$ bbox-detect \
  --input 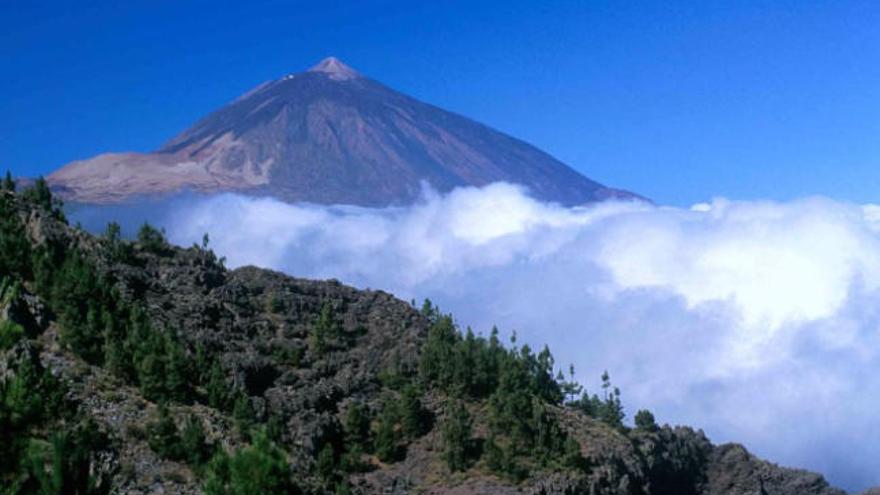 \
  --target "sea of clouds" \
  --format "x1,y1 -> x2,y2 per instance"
72,183 -> 880,491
